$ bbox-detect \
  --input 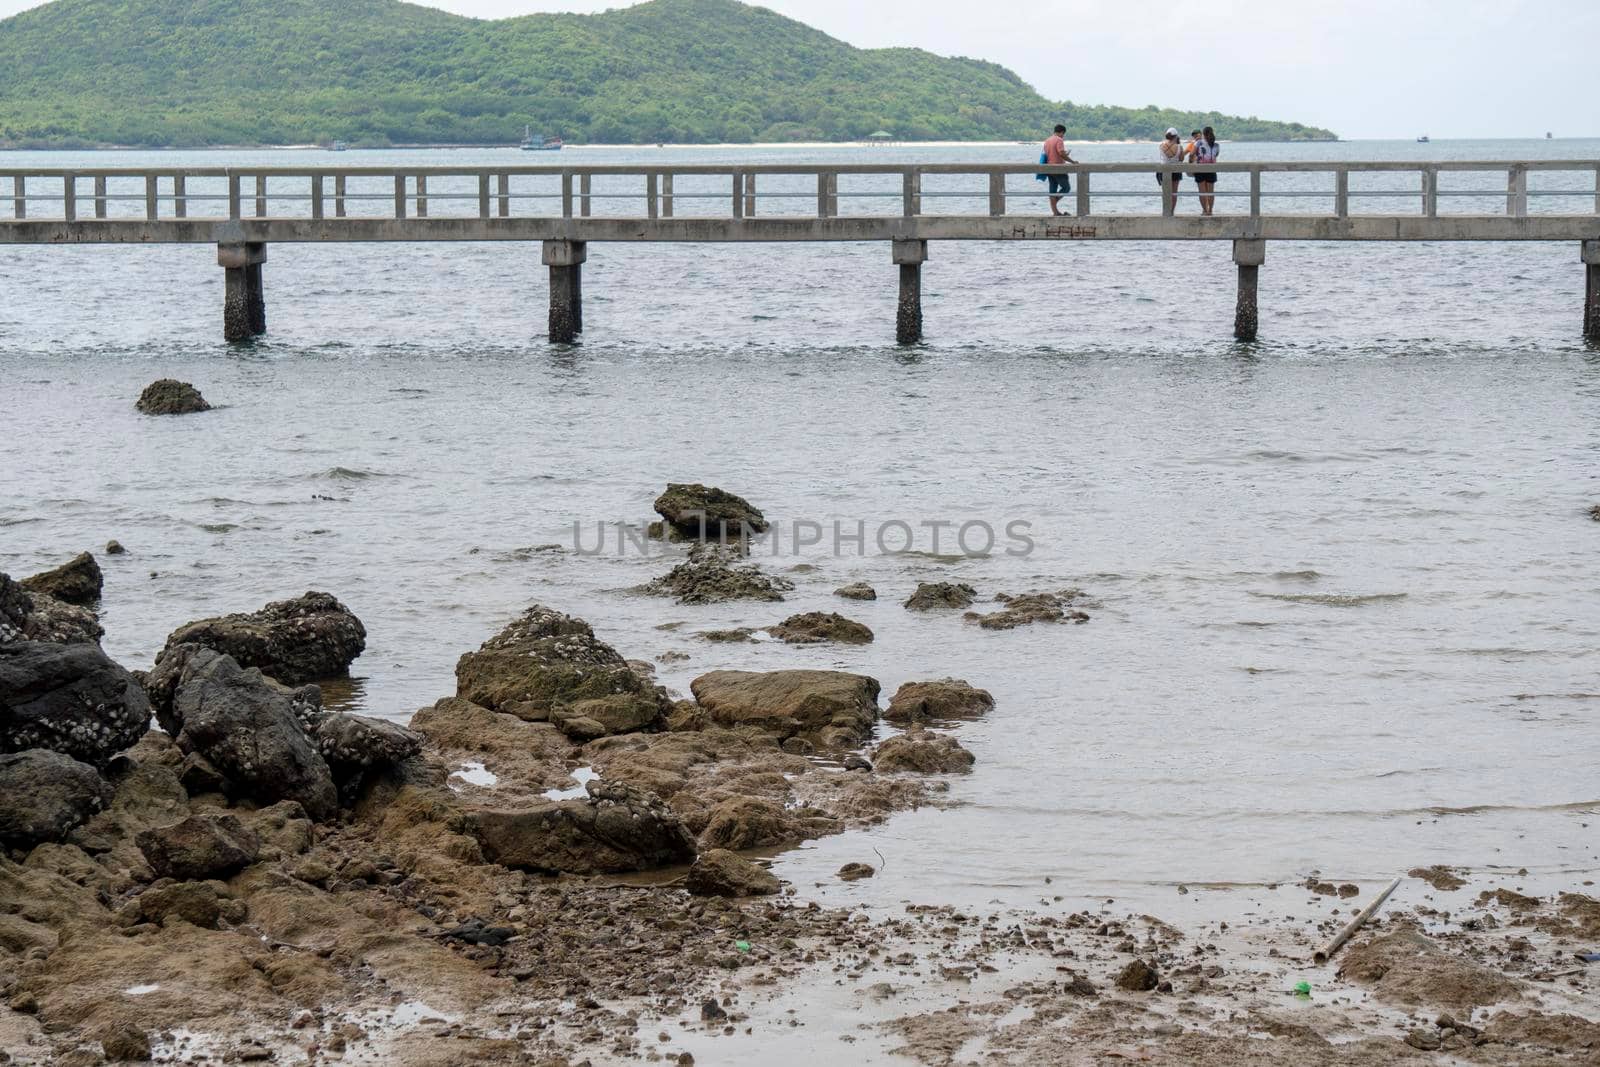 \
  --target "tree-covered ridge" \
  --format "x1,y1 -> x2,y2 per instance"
0,0 -> 1336,147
